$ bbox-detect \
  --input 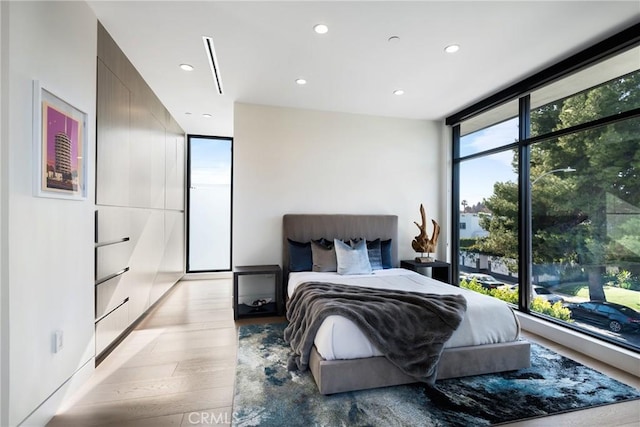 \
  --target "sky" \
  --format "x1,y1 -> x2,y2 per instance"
190,136 -> 232,186
459,118 -> 519,207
